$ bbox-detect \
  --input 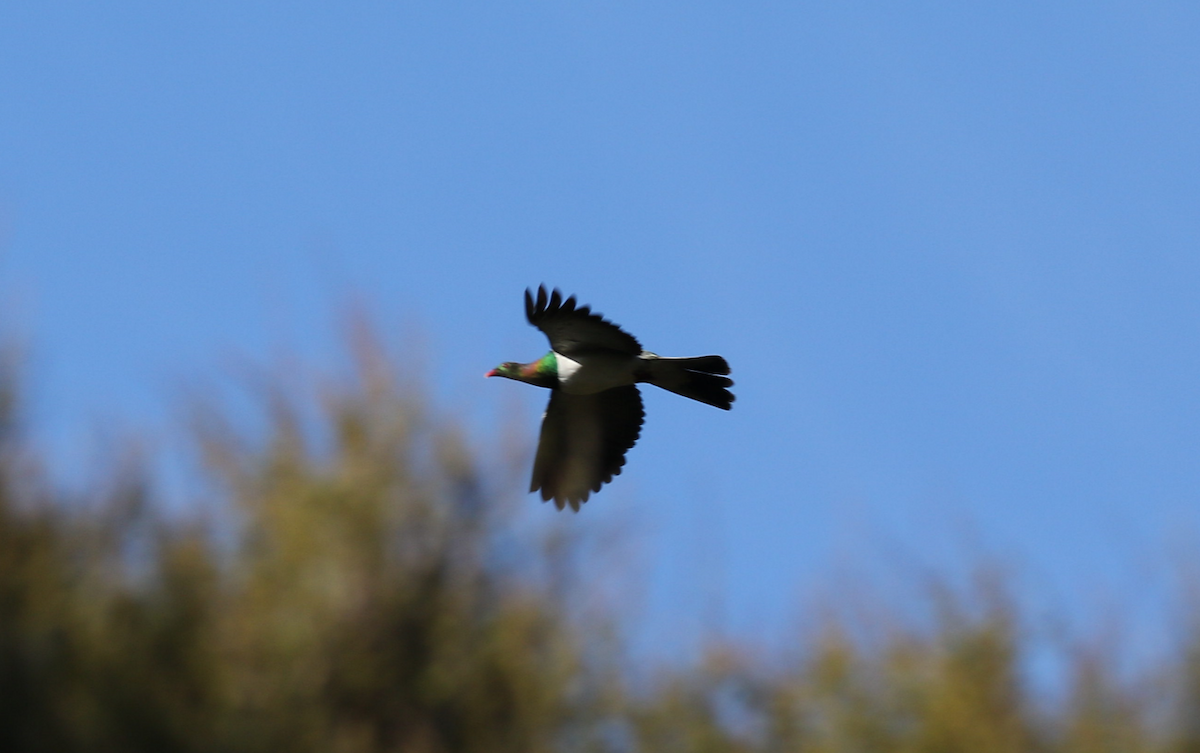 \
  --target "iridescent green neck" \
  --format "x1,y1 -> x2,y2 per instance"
534,351 -> 558,378
512,352 -> 557,387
